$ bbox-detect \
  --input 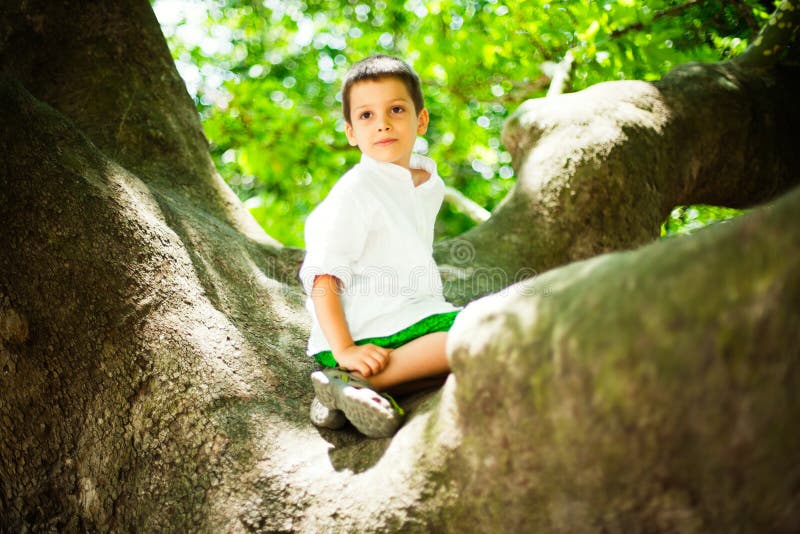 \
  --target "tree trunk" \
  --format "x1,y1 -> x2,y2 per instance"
1,0 -> 798,531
